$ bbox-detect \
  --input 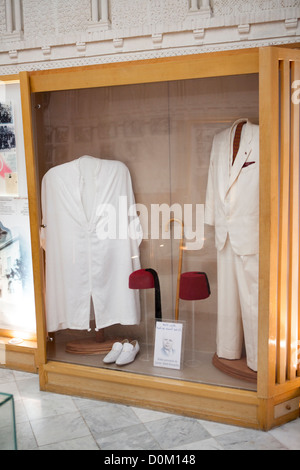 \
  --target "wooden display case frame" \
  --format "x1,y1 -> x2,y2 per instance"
18,46 -> 300,430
